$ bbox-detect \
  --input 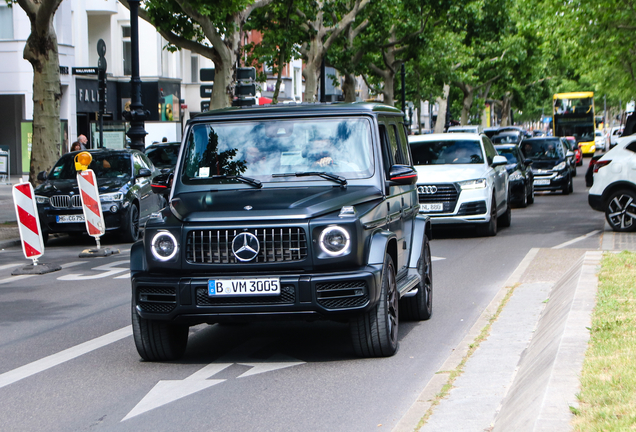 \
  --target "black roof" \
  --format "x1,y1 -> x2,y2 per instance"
191,102 -> 402,122
493,144 -> 518,149
523,136 -> 561,141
